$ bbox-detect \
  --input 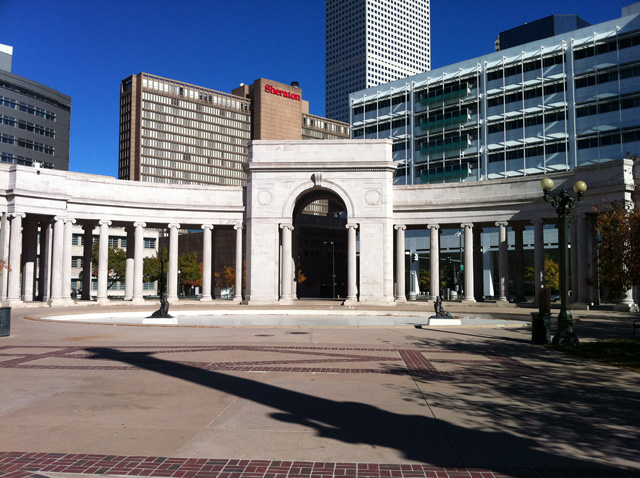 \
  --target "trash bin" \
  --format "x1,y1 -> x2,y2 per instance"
531,311 -> 551,344
0,307 -> 10,337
